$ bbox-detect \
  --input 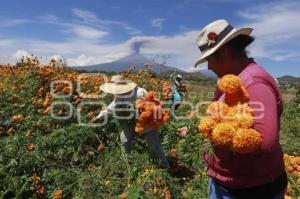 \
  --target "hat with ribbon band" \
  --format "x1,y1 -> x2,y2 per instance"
194,19 -> 253,67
